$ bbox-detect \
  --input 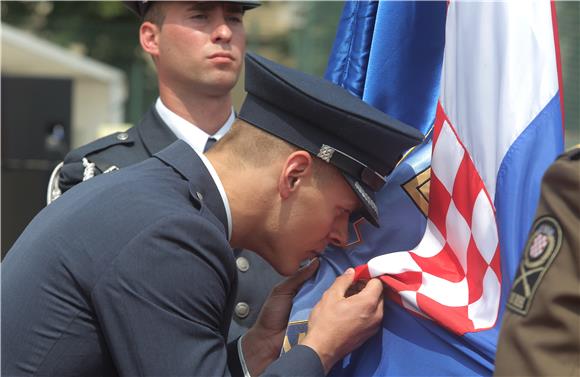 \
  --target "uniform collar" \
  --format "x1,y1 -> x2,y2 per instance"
154,140 -> 231,240
137,105 -> 178,156
196,152 -> 232,240
155,98 -> 235,154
